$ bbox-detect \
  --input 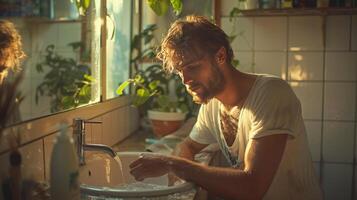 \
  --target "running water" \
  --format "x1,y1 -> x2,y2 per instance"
113,155 -> 126,184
